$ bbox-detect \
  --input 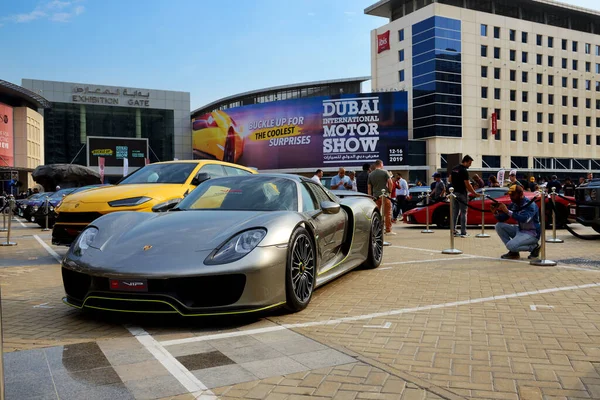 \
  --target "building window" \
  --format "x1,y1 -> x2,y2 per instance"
522,91 -> 528,102
494,26 -> 500,39
548,75 -> 553,86
573,134 -> 578,144
481,128 -> 488,139
481,107 -> 488,119
573,97 -> 578,107
548,56 -> 554,66
548,37 -> 553,48
509,29 -> 516,41
522,51 -> 528,63
522,32 -> 528,43
494,67 -> 501,79
510,90 -> 516,101
597,117 -> 600,127
399,29 -> 404,41
597,45 -> 600,56
537,113 -> 543,123
399,70 -> 405,82
548,94 -> 554,105
481,66 -> 488,77
586,98 -> 591,108
522,71 -> 528,82
586,80 -> 591,91
597,99 -> 600,109
562,77 -> 568,88
573,41 -> 578,52
522,111 -> 528,122
573,78 -> 578,89
510,130 -> 516,141
586,43 -> 591,54
536,74 -> 542,85
596,63 -> 600,74
562,96 -> 568,106
510,110 -> 516,121
573,115 -> 578,126
510,70 -> 516,81
562,114 -> 568,125
586,62 -> 591,72
536,34 -> 542,46
597,81 -> 600,92
562,58 -> 567,69
481,24 -> 487,36
494,47 -> 500,59
537,131 -> 543,142
536,54 -> 542,65
573,60 -> 578,70
510,49 -> 516,61
399,49 -> 404,61
549,114 -> 554,124
549,132 -> 554,143
586,116 -> 591,127
563,133 -> 568,144
495,130 -> 501,140
537,93 -> 543,104
481,45 -> 488,57
597,136 -> 600,146
481,87 -> 488,98
523,131 -> 529,142
494,88 -> 501,100
495,109 -> 501,120
562,39 -> 567,50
